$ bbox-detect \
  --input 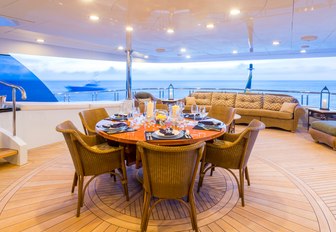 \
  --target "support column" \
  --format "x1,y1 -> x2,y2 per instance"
126,49 -> 133,100
125,29 -> 133,100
